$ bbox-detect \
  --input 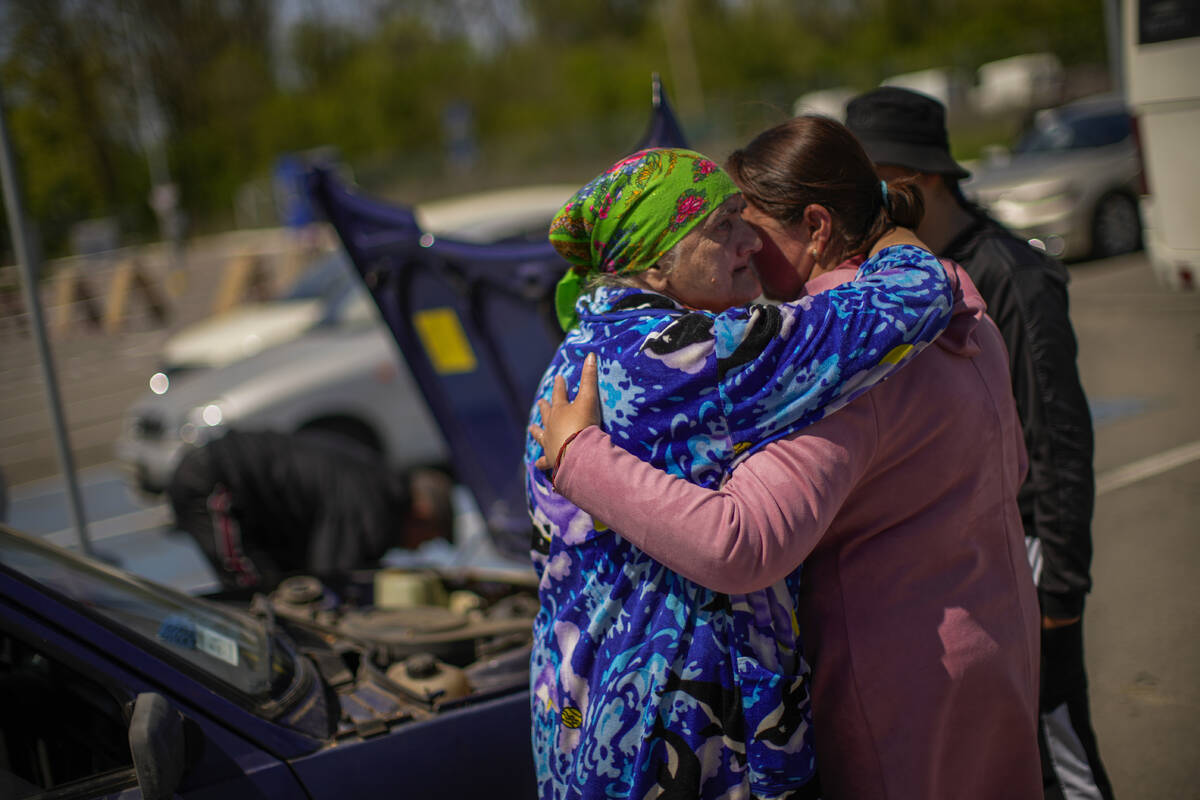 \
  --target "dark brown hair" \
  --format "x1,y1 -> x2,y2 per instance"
725,115 -> 924,263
